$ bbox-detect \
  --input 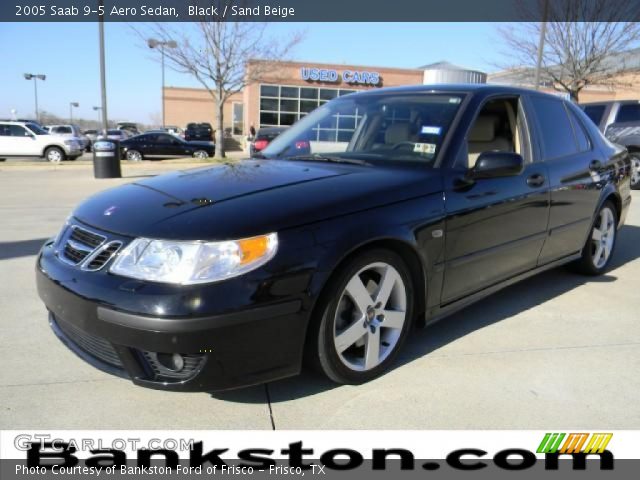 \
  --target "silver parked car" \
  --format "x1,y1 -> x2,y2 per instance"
97,129 -> 130,142
46,125 -> 90,152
